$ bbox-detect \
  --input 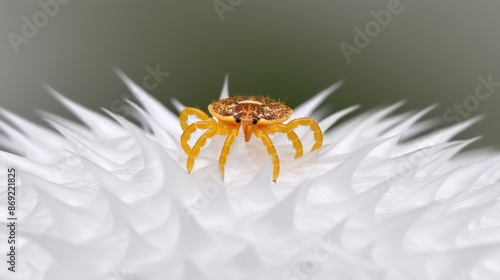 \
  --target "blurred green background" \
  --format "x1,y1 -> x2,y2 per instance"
1,0 -> 499,149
